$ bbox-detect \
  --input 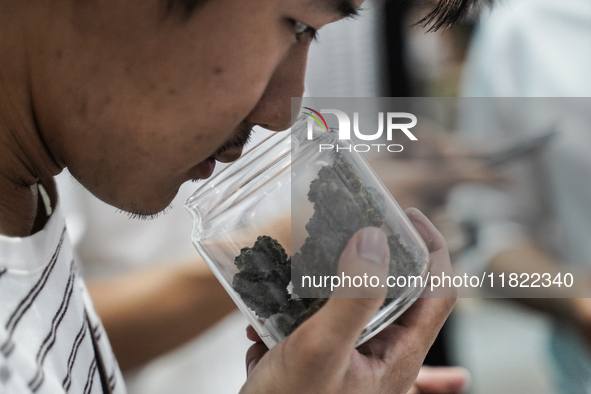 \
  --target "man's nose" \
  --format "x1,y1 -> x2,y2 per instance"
244,45 -> 308,132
